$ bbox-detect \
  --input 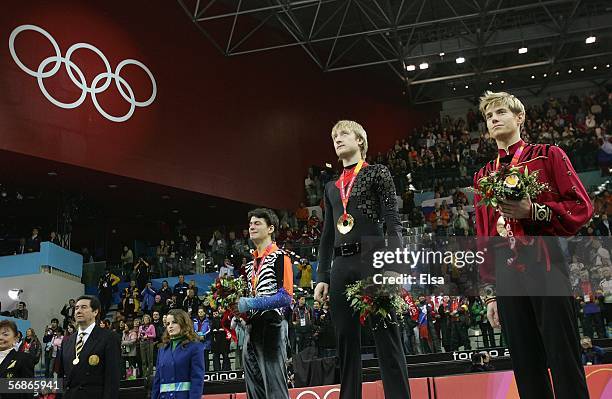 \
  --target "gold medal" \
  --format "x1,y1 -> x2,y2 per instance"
496,215 -> 508,238
72,358 -> 79,365
336,160 -> 365,235
337,214 -> 354,234
88,354 -> 100,366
